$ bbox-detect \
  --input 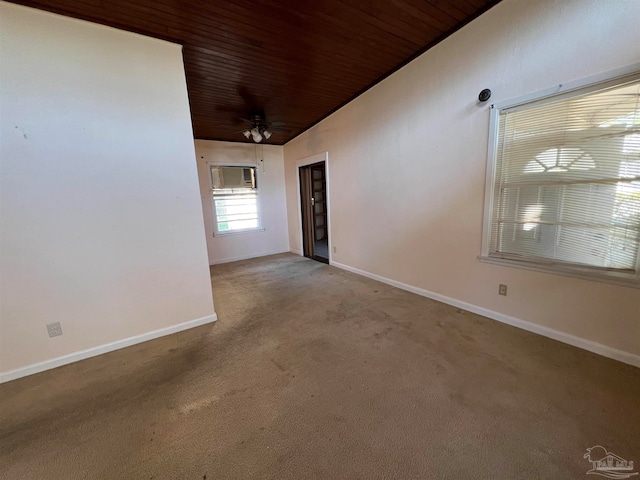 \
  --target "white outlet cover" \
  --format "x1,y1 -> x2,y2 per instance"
47,322 -> 63,338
